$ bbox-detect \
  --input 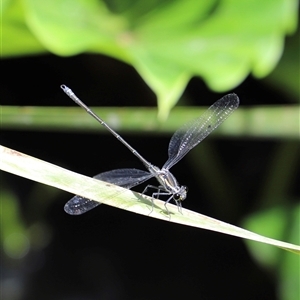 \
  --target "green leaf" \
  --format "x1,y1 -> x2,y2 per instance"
1,145 -> 299,254
2,0 -> 46,56
2,0 -> 298,117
